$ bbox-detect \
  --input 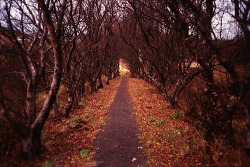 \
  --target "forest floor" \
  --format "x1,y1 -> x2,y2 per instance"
4,73 -> 249,166
23,76 -> 121,166
128,77 -> 207,166
128,77 -> 250,166
32,74 -> 205,167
